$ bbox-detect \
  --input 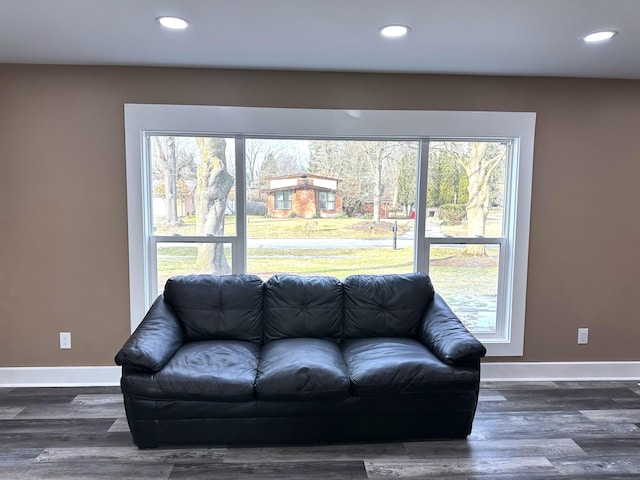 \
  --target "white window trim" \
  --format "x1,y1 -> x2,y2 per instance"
318,191 -> 336,210
275,189 -> 292,210
125,105 -> 535,356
